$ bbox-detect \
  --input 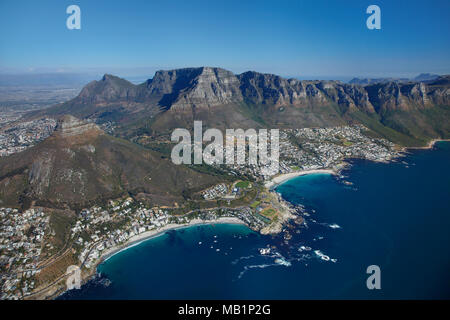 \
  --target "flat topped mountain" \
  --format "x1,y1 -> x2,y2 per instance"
29,67 -> 450,146
74,67 -> 242,109
0,115 -> 221,209
149,67 -> 243,110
